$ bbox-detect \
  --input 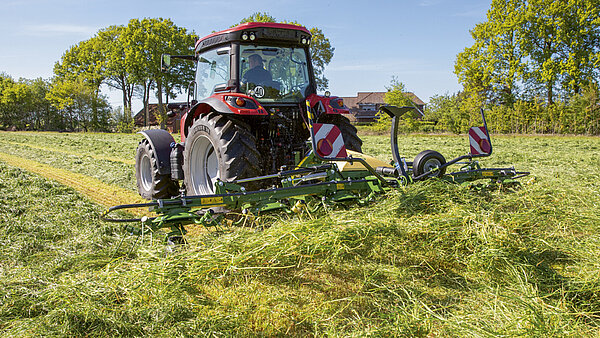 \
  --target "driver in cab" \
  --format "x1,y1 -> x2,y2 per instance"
242,54 -> 272,86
